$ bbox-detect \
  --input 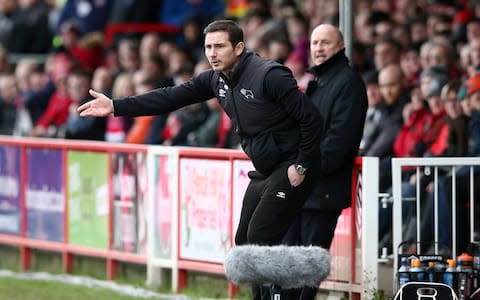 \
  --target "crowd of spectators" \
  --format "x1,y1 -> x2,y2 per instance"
1,0 -> 480,255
